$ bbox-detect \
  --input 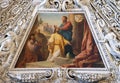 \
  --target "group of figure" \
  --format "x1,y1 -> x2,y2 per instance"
16,16 -> 75,67
44,24 -> 54,34
47,16 -> 75,62
1,15 -> 119,68
16,30 -> 49,68
16,15 -> 101,68
47,16 -> 101,68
